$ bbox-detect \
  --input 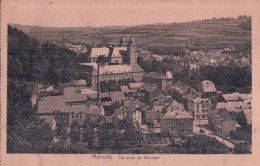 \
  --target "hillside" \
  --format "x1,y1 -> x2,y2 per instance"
11,17 -> 251,50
